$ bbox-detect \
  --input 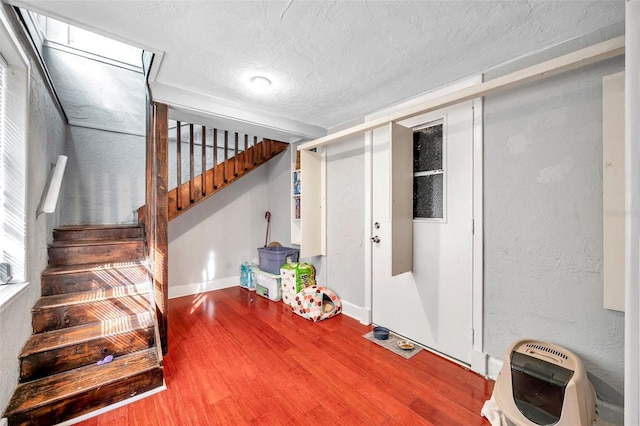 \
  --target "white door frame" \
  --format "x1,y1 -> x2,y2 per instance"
625,0 -> 640,423
363,75 -> 487,375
